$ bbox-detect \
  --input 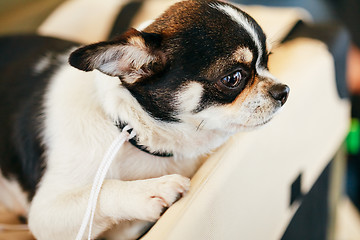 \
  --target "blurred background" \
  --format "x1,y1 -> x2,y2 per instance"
0,0 -> 63,34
